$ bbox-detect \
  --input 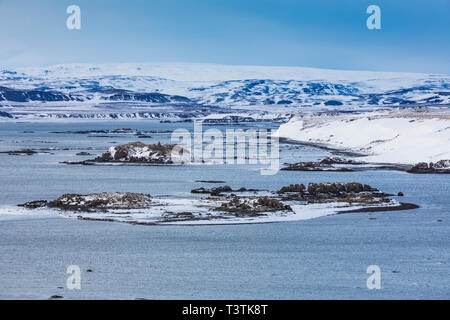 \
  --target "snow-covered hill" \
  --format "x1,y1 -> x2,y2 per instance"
0,63 -> 449,118
277,108 -> 450,164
